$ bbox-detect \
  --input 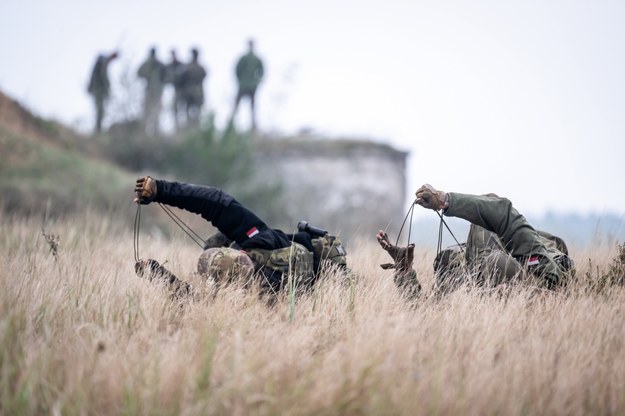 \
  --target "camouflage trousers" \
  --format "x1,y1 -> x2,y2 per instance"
434,224 -> 570,293
434,225 -> 526,294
